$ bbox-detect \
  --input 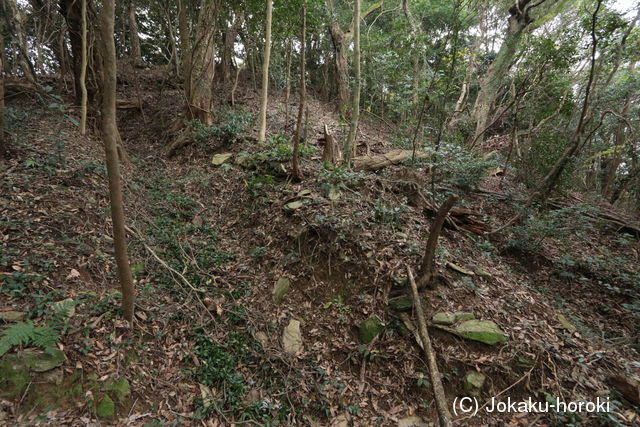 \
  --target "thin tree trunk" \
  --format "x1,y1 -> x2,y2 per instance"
99,0 -> 135,324
284,38 -> 292,131
79,0 -> 88,135
0,23 -> 5,158
258,0 -> 273,141
176,0 -> 190,91
292,2 -> 306,181
417,195 -> 458,289
128,0 -> 142,66
343,0 -> 361,166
